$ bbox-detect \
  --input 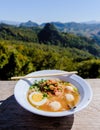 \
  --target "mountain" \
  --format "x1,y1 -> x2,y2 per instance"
18,20 -> 100,41
40,22 -> 66,29
20,20 -> 39,27
38,23 -> 100,57
0,20 -> 20,26
41,22 -> 100,36
38,23 -> 64,45
82,20 -> 100,24
1,20 -> 100,45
